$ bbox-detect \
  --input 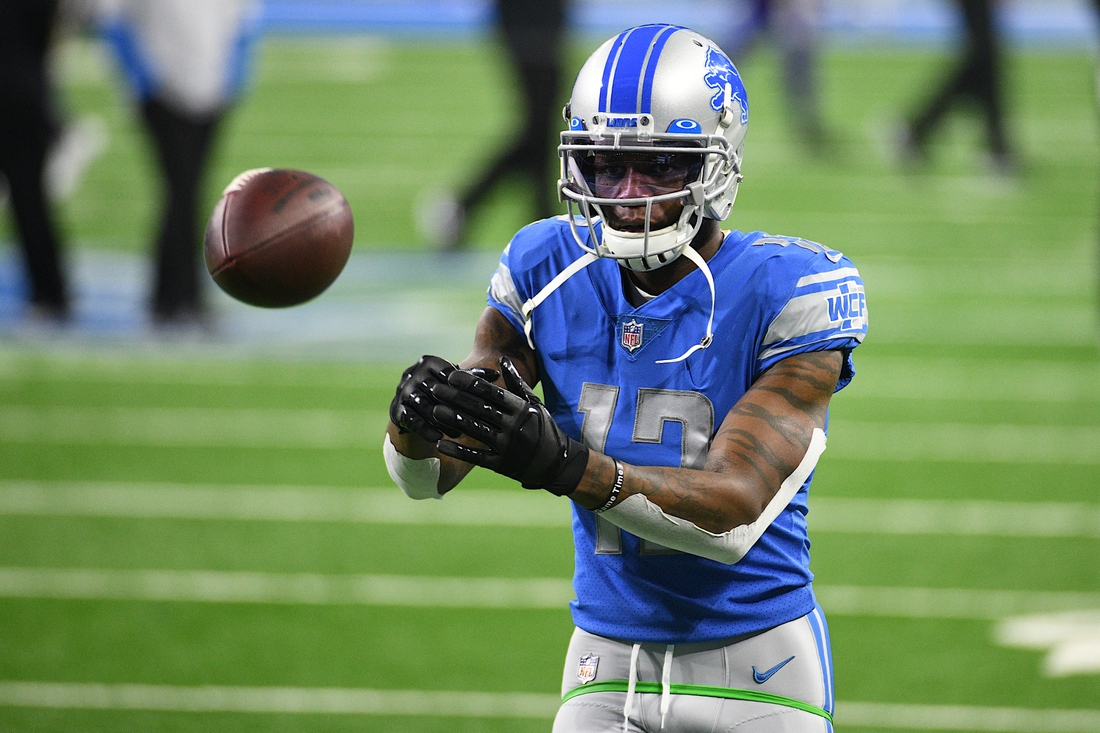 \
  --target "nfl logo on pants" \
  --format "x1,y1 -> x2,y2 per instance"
577,653 -> 599,684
